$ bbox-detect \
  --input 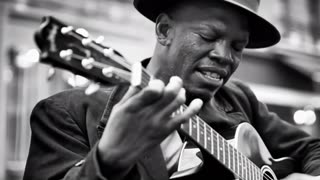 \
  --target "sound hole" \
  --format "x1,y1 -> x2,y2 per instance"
263,171 -> 276,180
